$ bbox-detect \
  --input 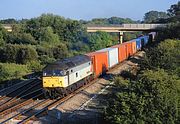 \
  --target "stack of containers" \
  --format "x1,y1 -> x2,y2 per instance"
86,51 -> 108,78
97,47 -> 119,68
111,43 -> 127,62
